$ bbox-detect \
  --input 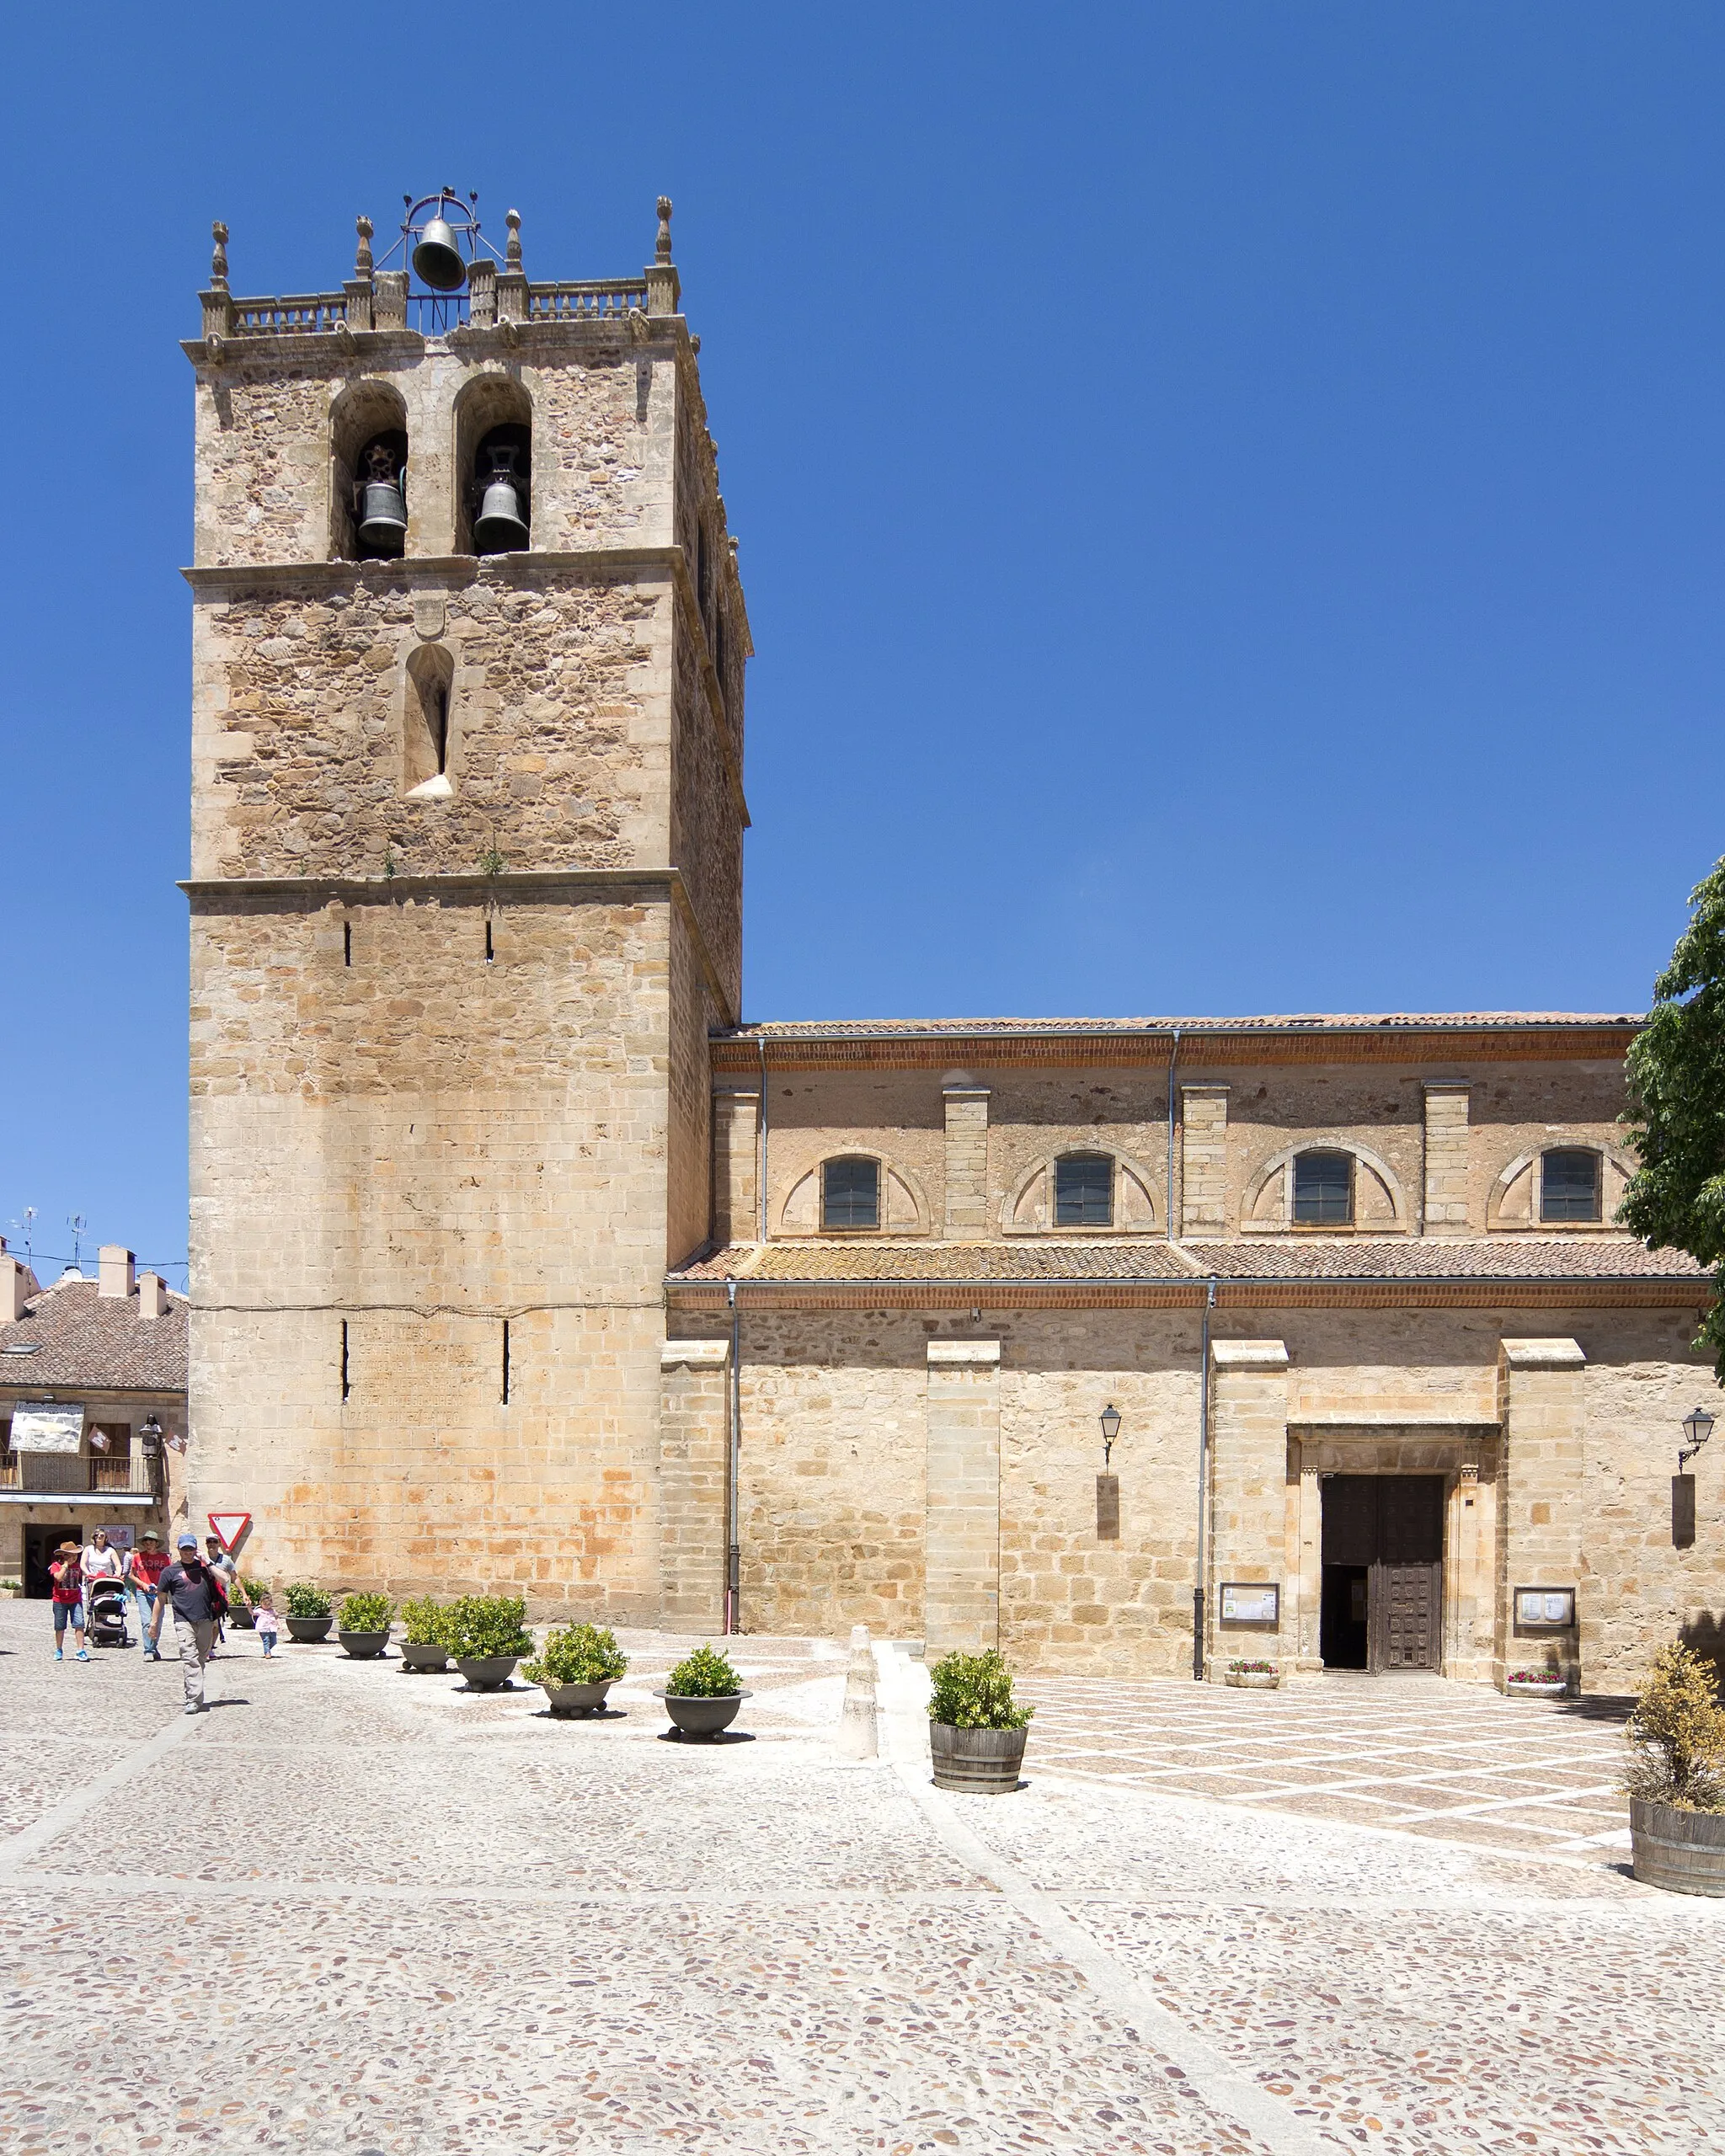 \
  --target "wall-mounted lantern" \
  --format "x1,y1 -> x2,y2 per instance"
1099,1402 -> 1122,1469
1096,1406 -> 1122,1542
1674,1404 -> 1715,1549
